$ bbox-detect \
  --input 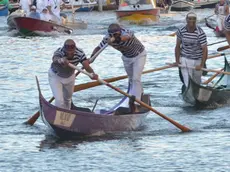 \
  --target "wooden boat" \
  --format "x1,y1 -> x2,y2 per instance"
93,0 -> 119,11
170,0 -> 194,11
63,0 -> 97,12
0,5 -> 8,16
116,0 -> 160,25
193,0 -> 217,9
205,17 -> 225,37
7,9 -> 25,30
36,77 -> 151,139
13,16 -> 87,36
181,58 -> 230,109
